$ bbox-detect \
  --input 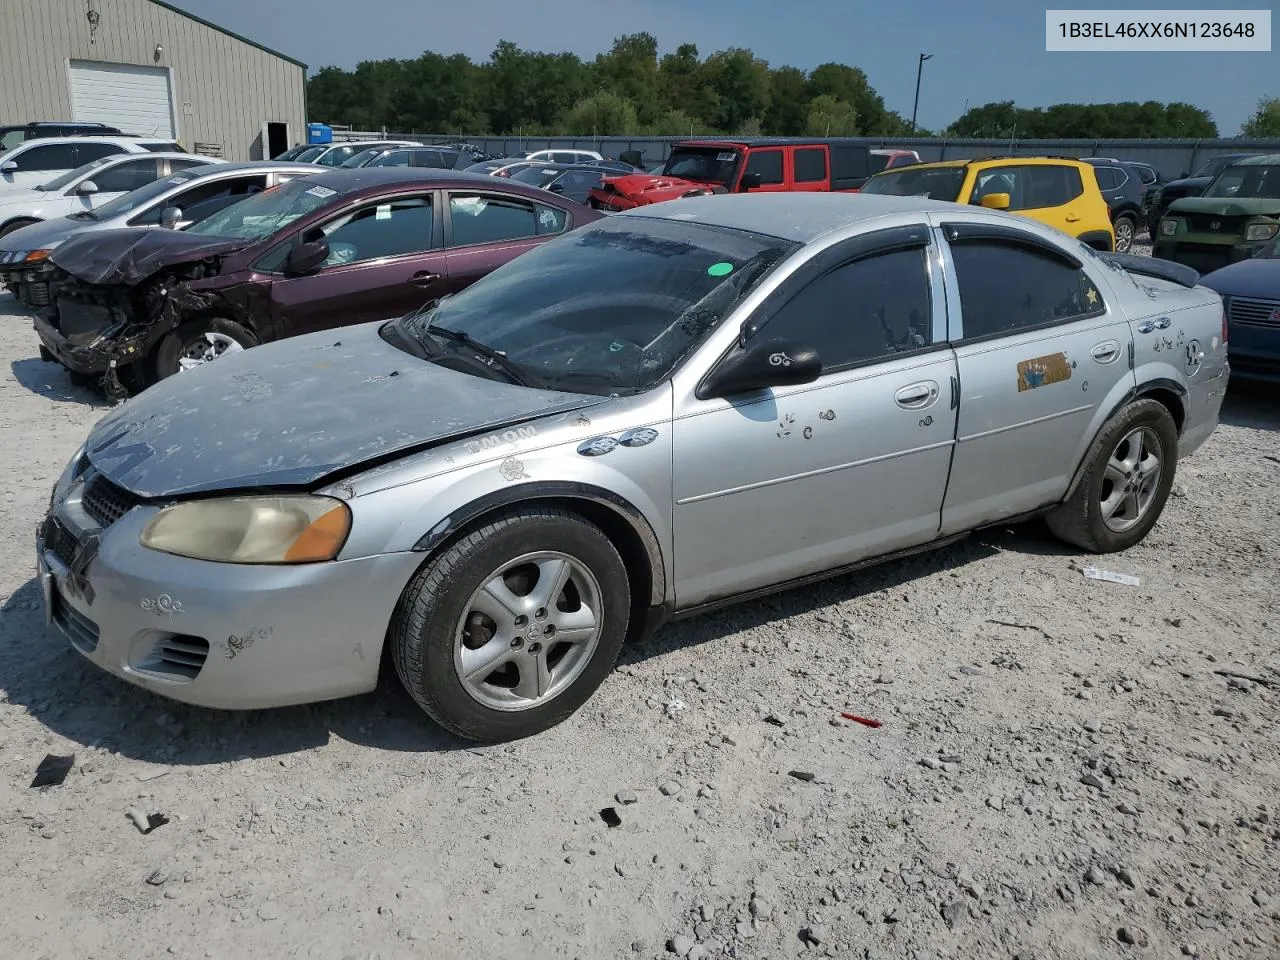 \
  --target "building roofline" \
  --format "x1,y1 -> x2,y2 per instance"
149,0 -> 308,70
